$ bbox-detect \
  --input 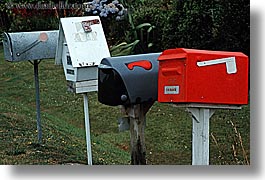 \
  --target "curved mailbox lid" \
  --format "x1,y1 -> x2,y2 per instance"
98,53 -> 161,105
